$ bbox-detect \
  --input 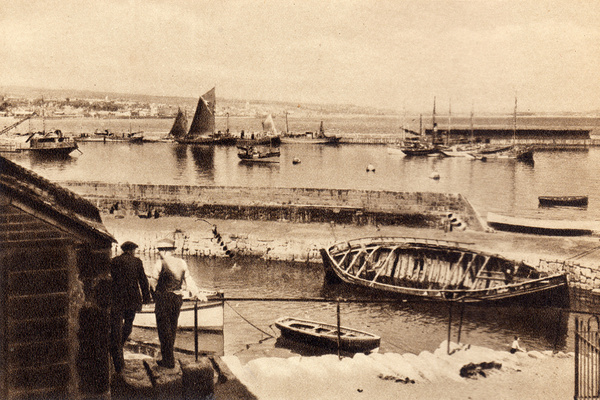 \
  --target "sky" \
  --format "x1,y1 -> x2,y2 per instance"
1,0 -> 599,114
